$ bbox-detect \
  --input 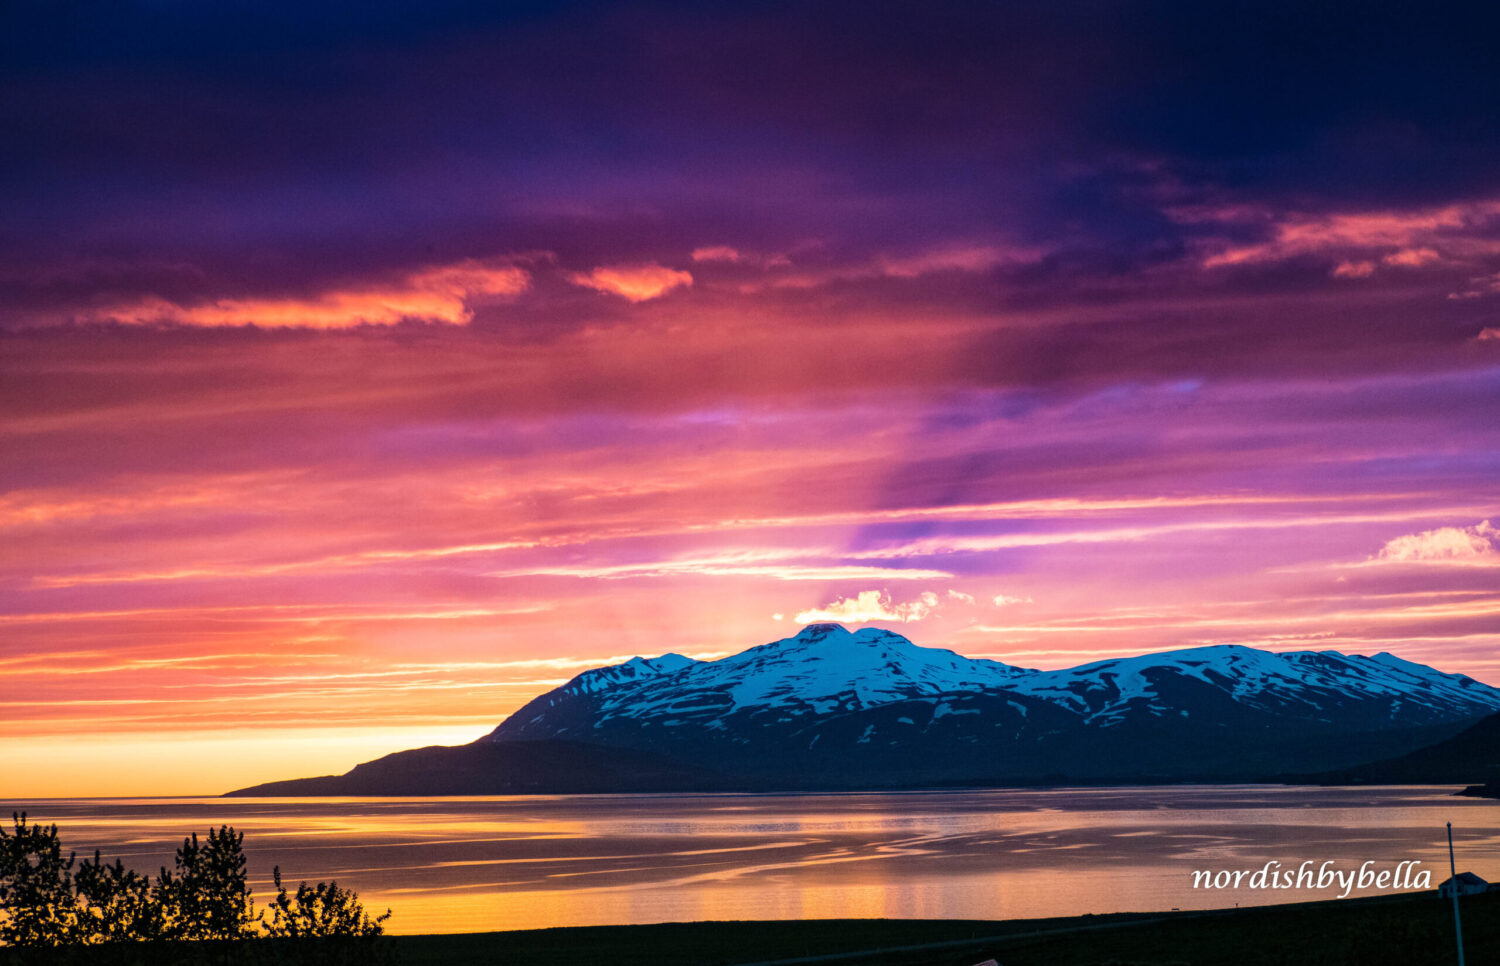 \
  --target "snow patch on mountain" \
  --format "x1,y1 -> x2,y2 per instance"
560,652 -> 698,696
492,624 -> 1500,744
